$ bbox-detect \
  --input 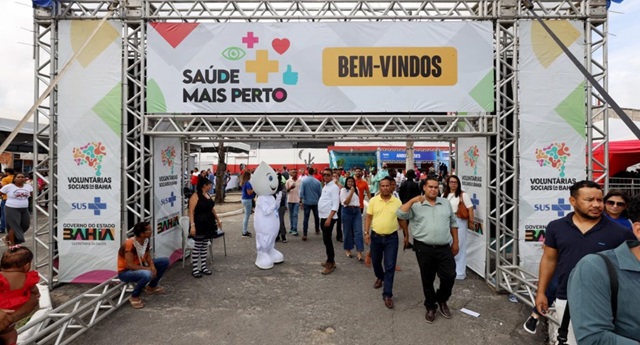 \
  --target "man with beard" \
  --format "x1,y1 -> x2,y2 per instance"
535,180 -> 634,344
